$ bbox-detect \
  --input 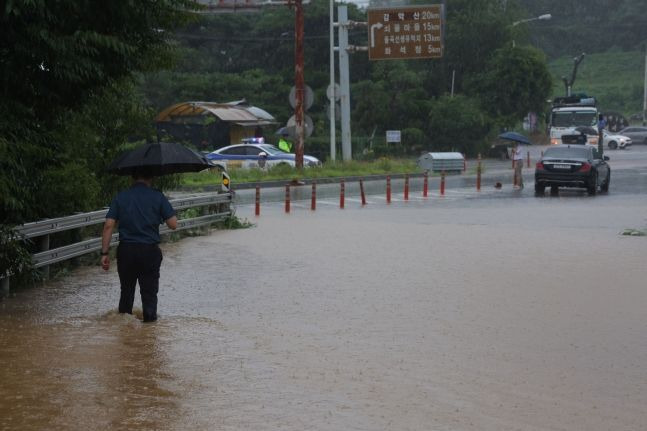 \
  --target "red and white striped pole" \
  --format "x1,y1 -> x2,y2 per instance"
360,179 -> 366,206
386,176 -> 391,204
311,181 -> 316,211
255,184 -> 260,216
423,171 -> 428,197
284,184 -> 290,213
440,171 -> 446,196
404,174 -> 409,201
340,179 -> 345,209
